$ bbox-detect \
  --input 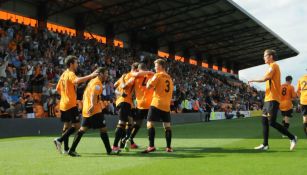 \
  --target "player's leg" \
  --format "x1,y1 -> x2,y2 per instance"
122,117 -> 133,150
268,101 -> 297,150
129,119 -> 143,148
160,109 -> 172,152
142,107 -> 158,153
54,108 -> 75,154
62,122 -> 72,153
302,105 -> 307,136
68,126 -> 87,157
283,109 -> 292,130
113,121 -> 126,149
99,127 -> 115,155
141,121 -> 156,153
281,111 -> 289,138
163,122 -> 173,152
128,109 -> 147,148
119,122 -> 127,148
125,111 -> 135,140
283,116 -> 290,129
254,102 -> 269,150
60,107 -> 80,152
54,121 -> 71,153
113,103 -> 130,151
